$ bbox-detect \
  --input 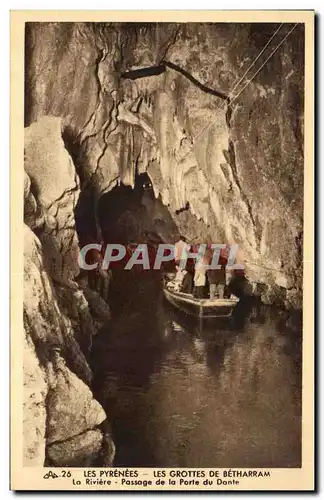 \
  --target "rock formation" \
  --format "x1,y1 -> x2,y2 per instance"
23,118 -> 113,466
